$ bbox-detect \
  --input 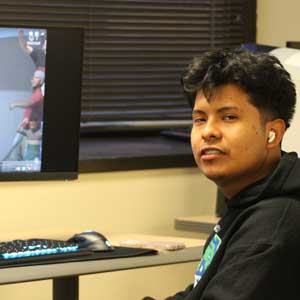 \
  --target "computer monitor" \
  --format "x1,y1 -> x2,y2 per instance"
0,26 -> 83,181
